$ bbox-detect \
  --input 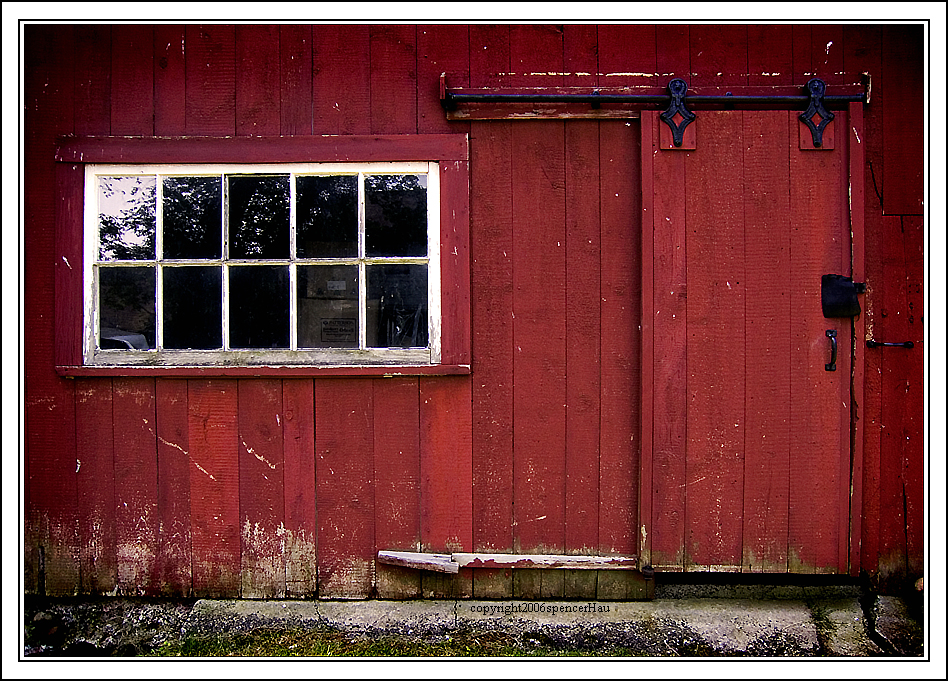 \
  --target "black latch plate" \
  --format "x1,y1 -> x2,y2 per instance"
821,274 -> 862,318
